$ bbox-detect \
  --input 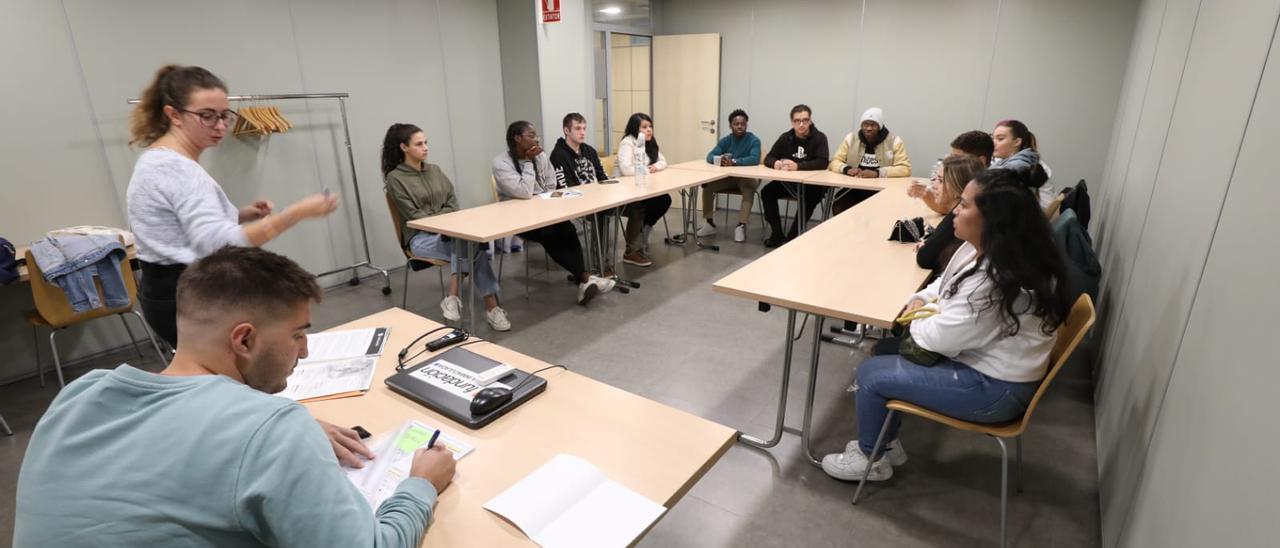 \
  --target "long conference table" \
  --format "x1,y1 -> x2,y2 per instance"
710,170 -> 942,464
409,167 -> 735,329
304,307 -> 737,547
407,159 -> 939,466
